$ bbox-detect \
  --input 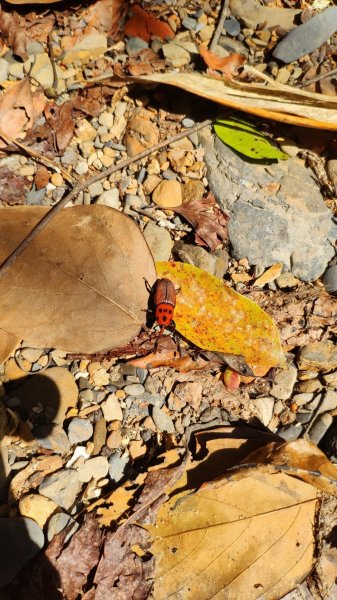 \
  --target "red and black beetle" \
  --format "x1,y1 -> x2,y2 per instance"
154,278 -> 176,334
